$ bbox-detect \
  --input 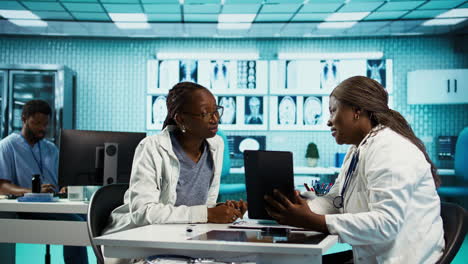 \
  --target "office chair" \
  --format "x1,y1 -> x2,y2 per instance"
217,130 -> 246,197
438,127 -> 468,196
436,202 -> 468,264
87,183 -> 128,264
